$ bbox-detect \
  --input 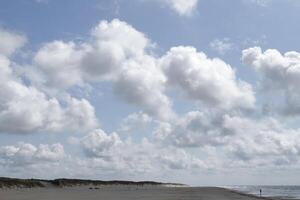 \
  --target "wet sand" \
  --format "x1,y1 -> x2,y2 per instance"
0,186 -> 270,200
